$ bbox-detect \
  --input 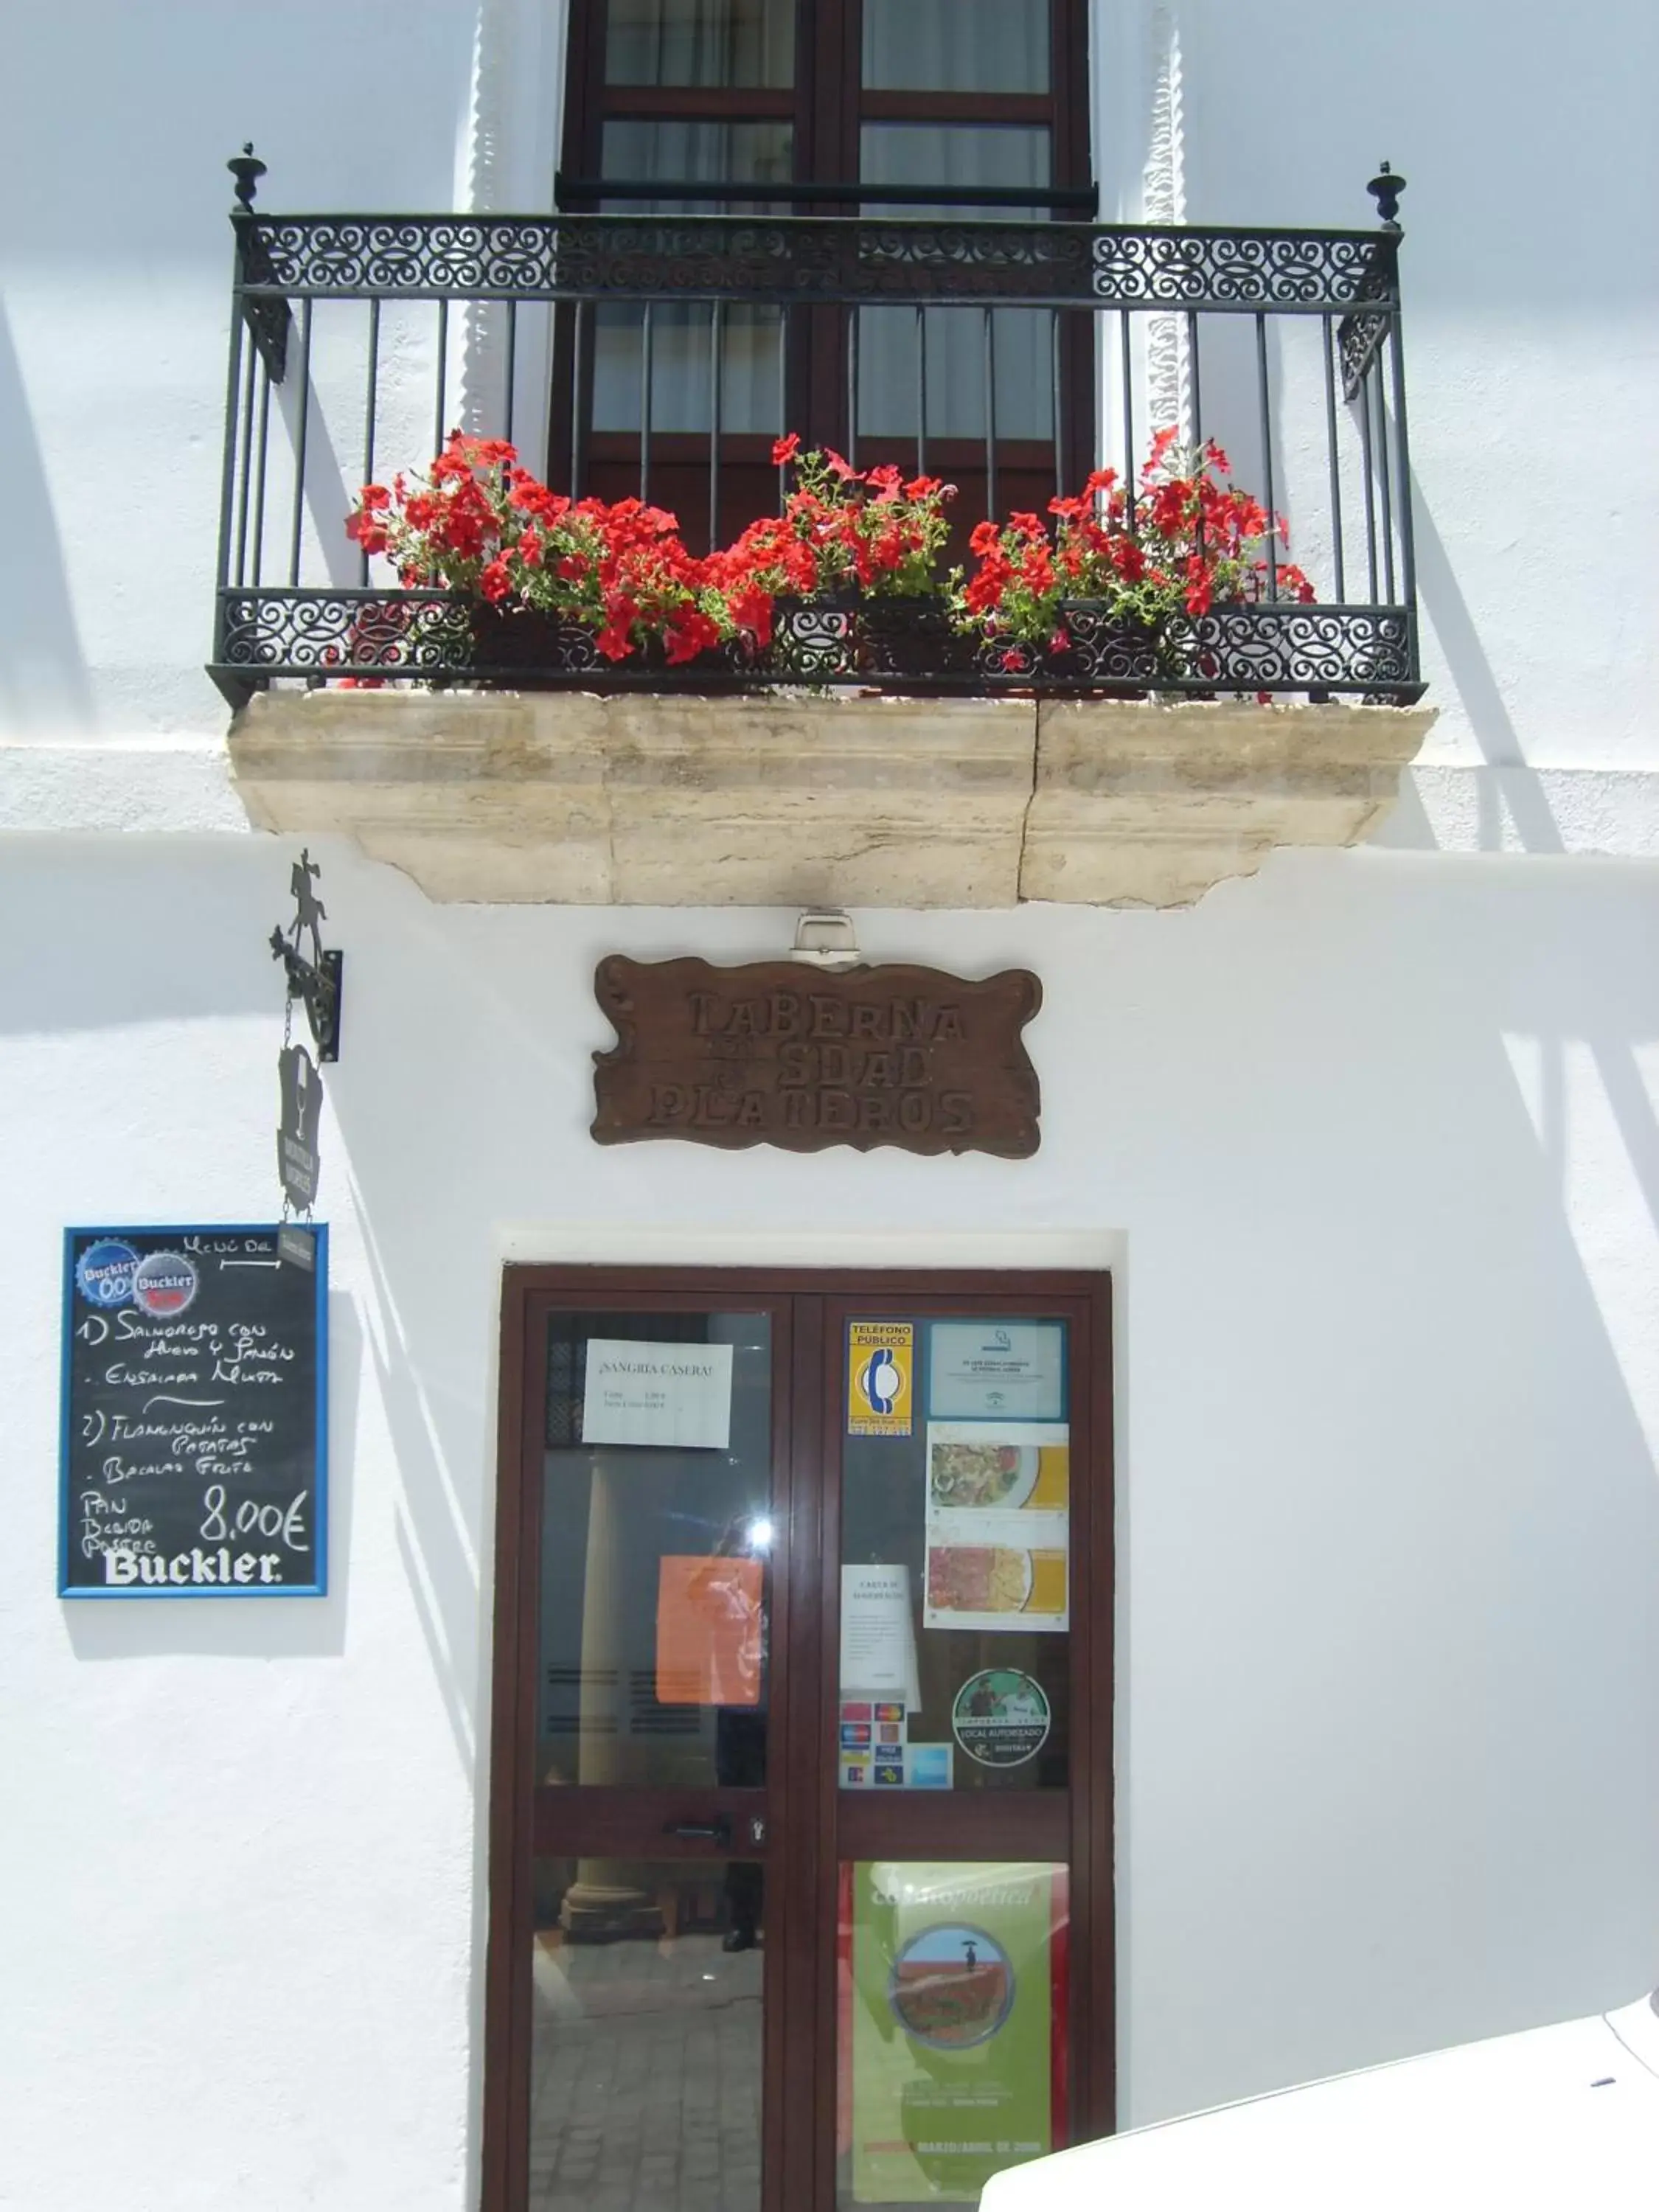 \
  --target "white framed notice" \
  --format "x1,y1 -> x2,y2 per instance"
581,1339 -> 734,1449
927,1320 -> 1065,1422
